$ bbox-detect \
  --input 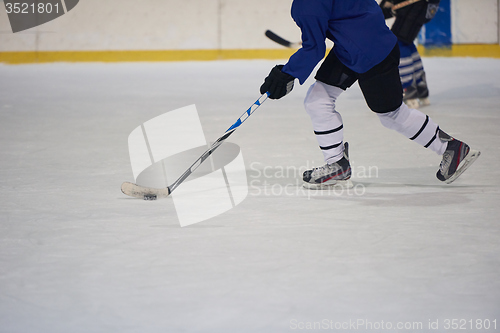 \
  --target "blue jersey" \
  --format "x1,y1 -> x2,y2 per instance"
282,0 -> 397,84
